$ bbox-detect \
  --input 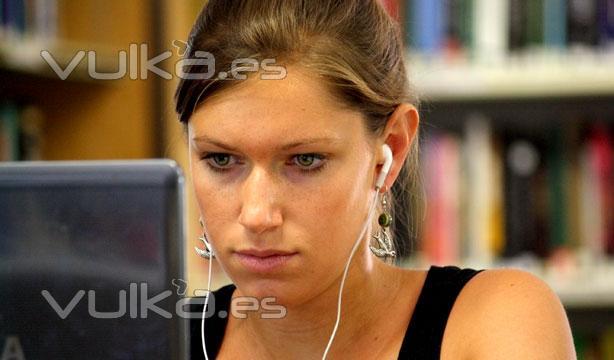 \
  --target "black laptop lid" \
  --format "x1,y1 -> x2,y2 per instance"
0,160 -> 187,359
